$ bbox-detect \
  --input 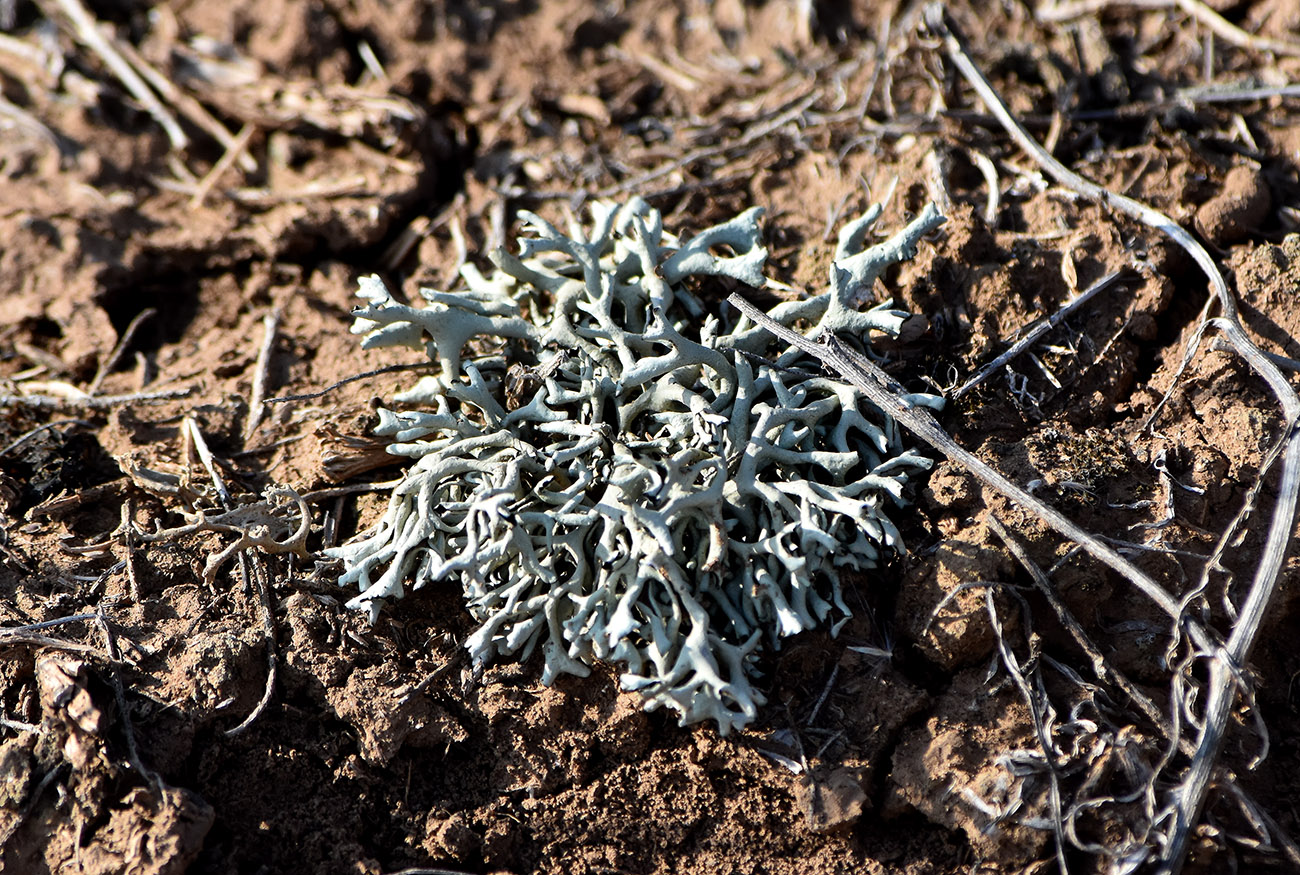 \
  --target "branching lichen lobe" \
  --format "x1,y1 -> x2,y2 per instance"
330,198 -> 944,732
